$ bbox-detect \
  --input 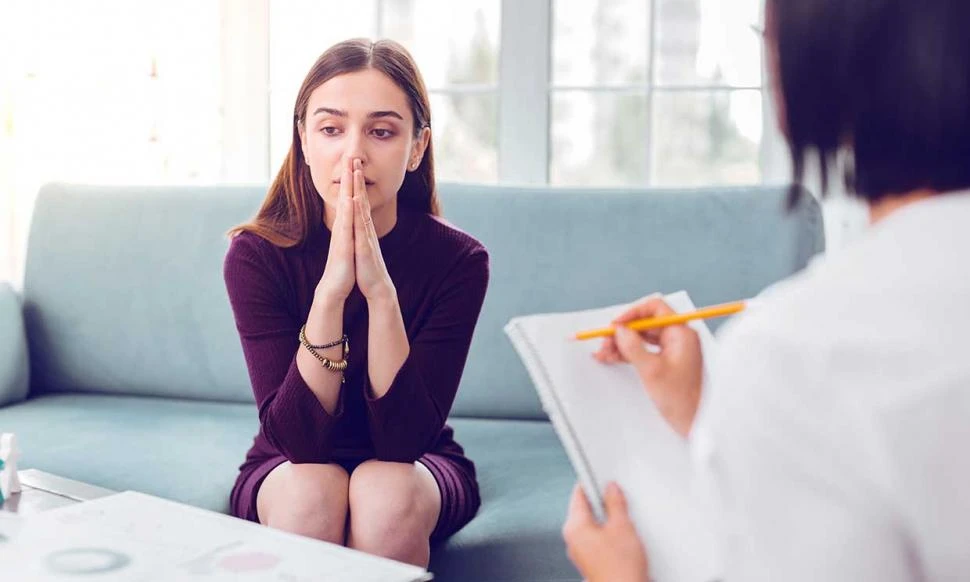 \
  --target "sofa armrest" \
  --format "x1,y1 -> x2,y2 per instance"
0,281 -> 29,407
